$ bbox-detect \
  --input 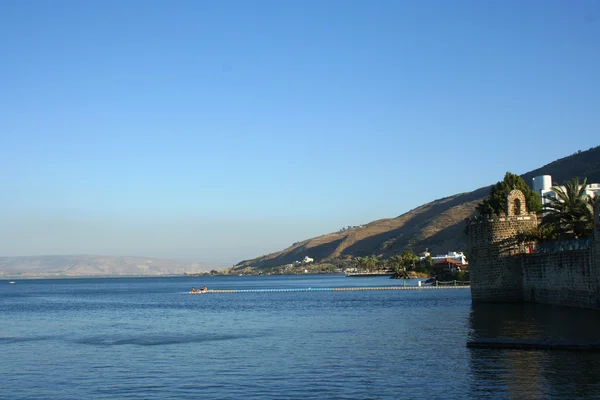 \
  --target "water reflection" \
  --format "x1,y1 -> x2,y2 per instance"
468,303 -> 600,399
